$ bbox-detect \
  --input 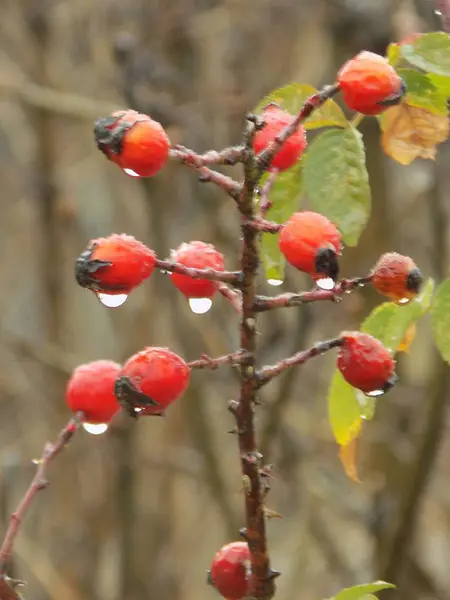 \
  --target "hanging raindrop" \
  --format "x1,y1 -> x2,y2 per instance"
123,168 -> 140,177
366,389 -> 385,398
188,297 -> 213,314
83,422 -> 109,435
97,292 -> 128,308
267,279 -> 283,287
316,277 -> 335,291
